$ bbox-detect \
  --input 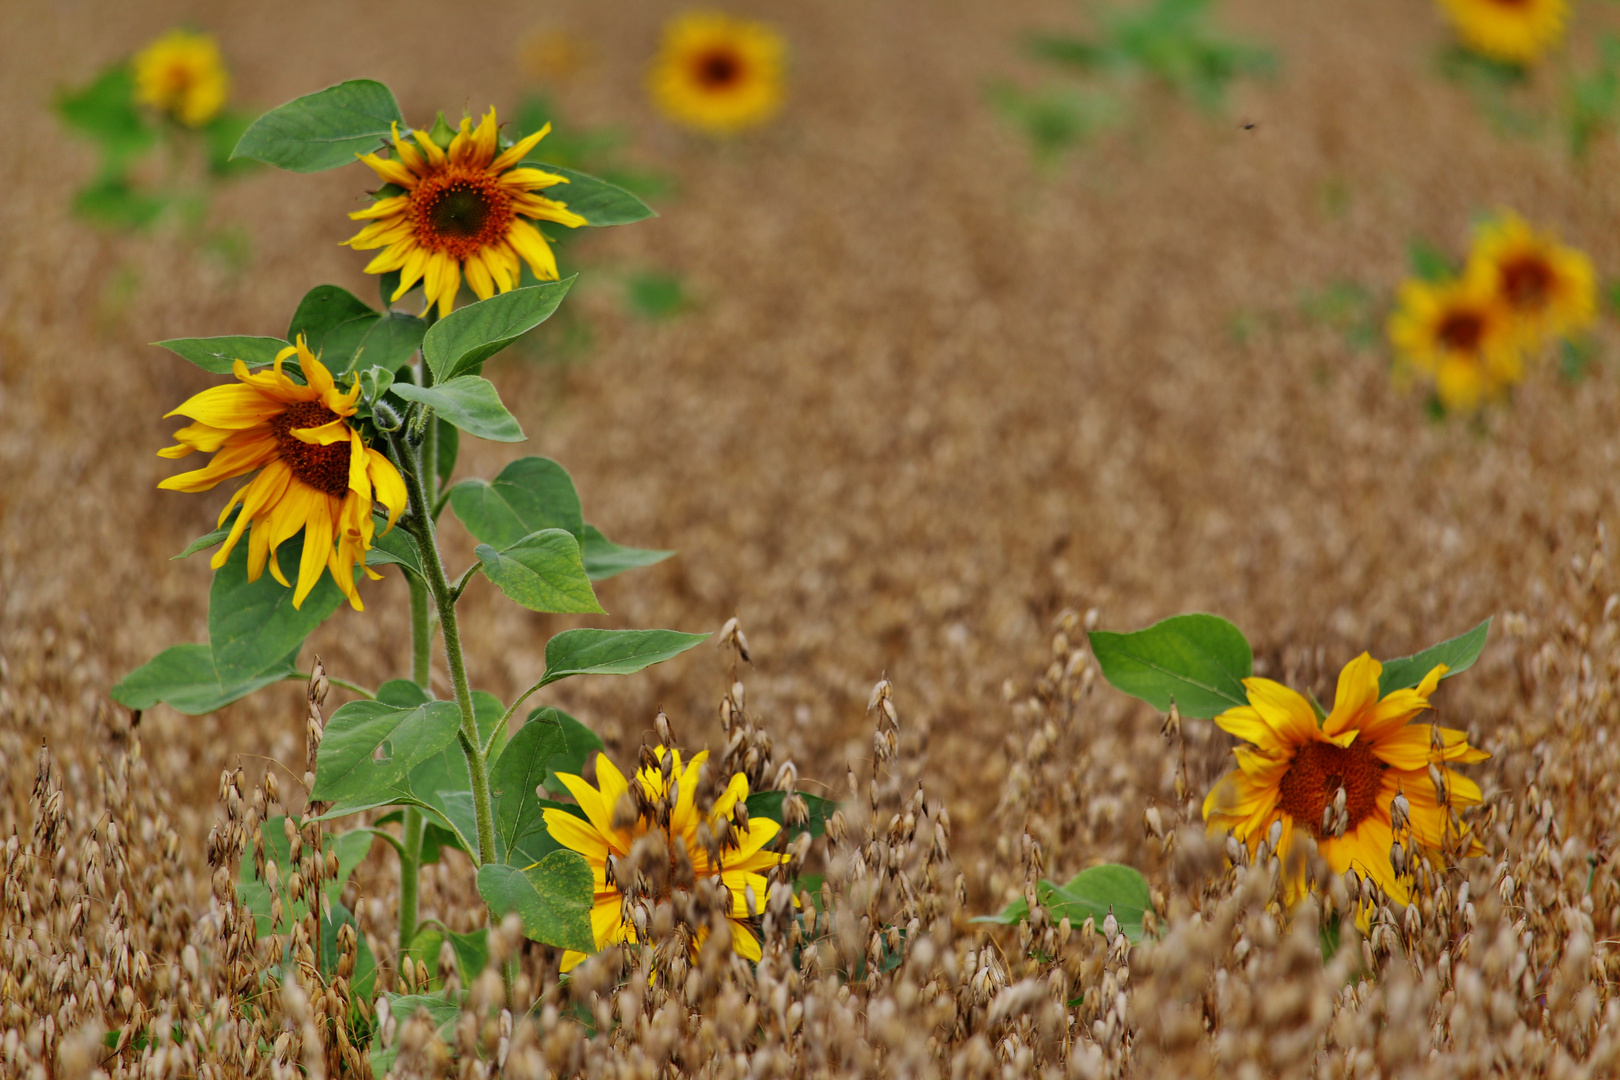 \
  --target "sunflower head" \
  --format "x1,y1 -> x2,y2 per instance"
133,29 -> 229,127
1468,211 -> 1597,346
542,744 -> 790,972
158,336 -> 407,611
649,12 -> 786,135
1203,653 -> 1488,907
1436,0 -> 1568,65
1387,272 -> 1523,413
344,108 -> 586,318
